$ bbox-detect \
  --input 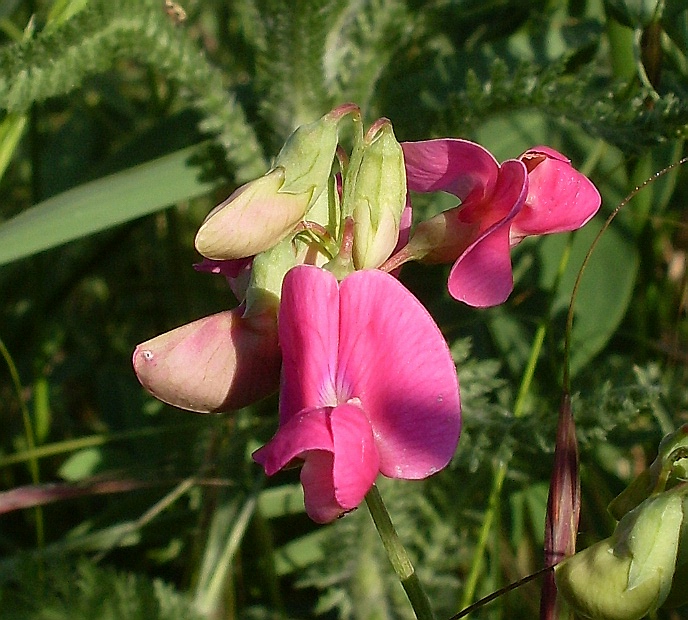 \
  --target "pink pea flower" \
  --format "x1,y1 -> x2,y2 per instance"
401,139 -> 528,307
399,139 -> 600,307
252,265 -> 461,523
133,307 -> 281,414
